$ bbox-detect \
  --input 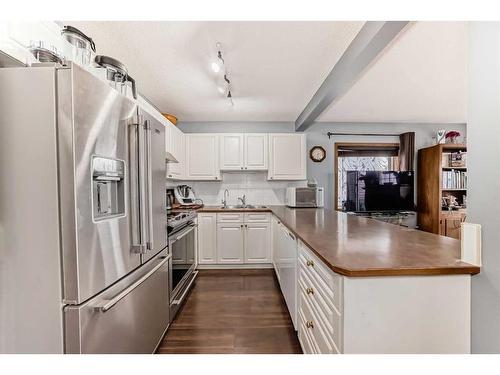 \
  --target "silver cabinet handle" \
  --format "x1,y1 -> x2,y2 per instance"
172,271 -> 198,305
94,255 -> 170,313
